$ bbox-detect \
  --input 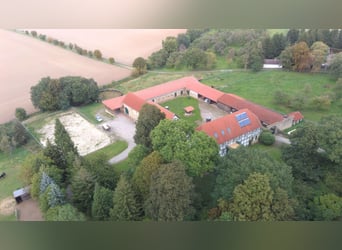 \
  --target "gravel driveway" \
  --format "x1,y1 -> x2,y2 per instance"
106,114 -> 136,164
